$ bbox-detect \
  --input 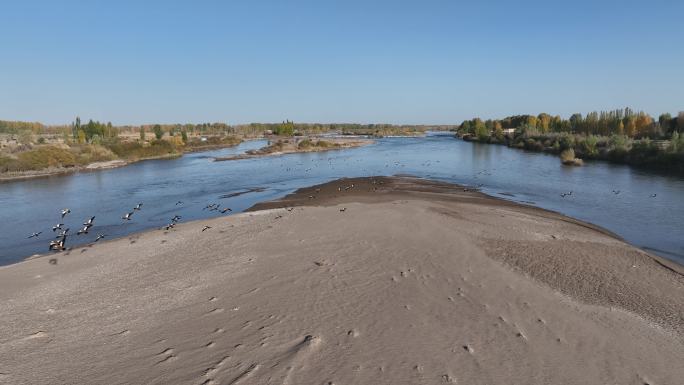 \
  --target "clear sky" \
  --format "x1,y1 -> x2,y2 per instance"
1,0 -> 682,125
